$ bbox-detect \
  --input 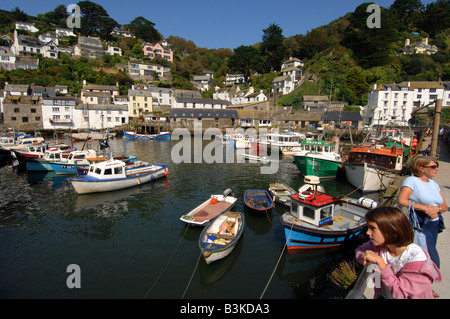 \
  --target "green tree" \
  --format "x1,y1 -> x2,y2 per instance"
260,23 -> 286,72
77,1 -> 118,40
128,16 -> 162,43
42,4 -> 69,27
421,0 -> 450,36
345,67 -> 369,104
390,0 -> 424,29
343,3 -> 400,67
228,45 -> 262,83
